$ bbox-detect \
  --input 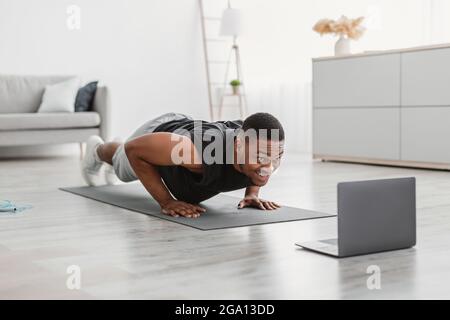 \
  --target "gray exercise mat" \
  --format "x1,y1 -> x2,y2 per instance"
60,183 -> 334,230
